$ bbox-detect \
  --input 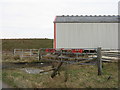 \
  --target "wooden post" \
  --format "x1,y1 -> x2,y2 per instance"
97,47 -> 102,75
38,49 -> 40,60
64,63 -> 68,82
61,51 -> 62,61
30,49 -> 32,57
76,53 -> 78,60
21,49 -> 23,60
13,49 -> 16,56
51,62 -> 63,78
